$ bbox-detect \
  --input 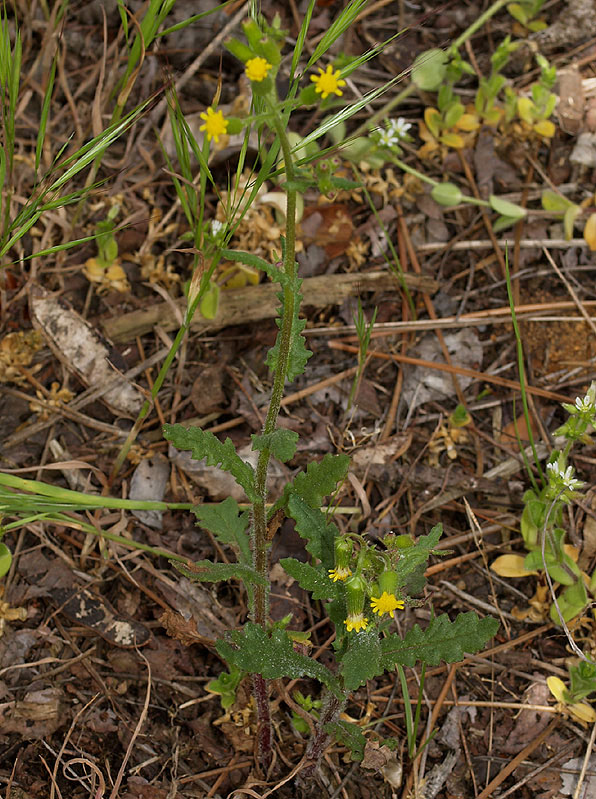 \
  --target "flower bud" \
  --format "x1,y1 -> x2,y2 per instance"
344,573 -> 366,618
